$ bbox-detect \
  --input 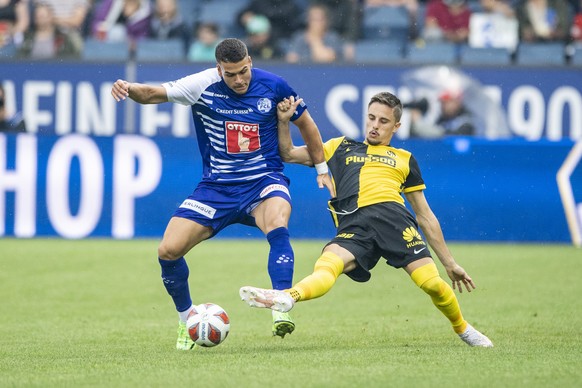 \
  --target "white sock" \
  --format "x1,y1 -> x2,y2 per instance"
179,305 -> 195,323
